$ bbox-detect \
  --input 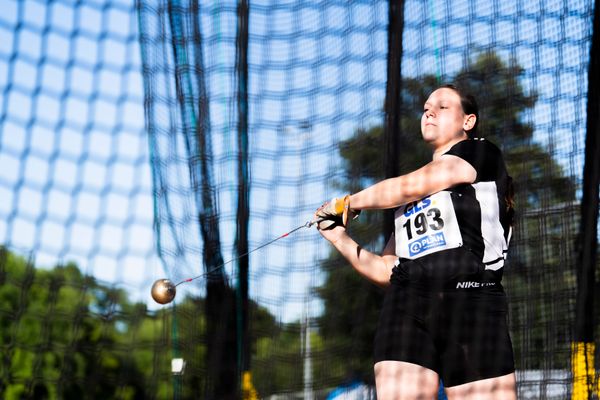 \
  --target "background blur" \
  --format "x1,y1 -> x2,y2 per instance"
0,0 -> 598,399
